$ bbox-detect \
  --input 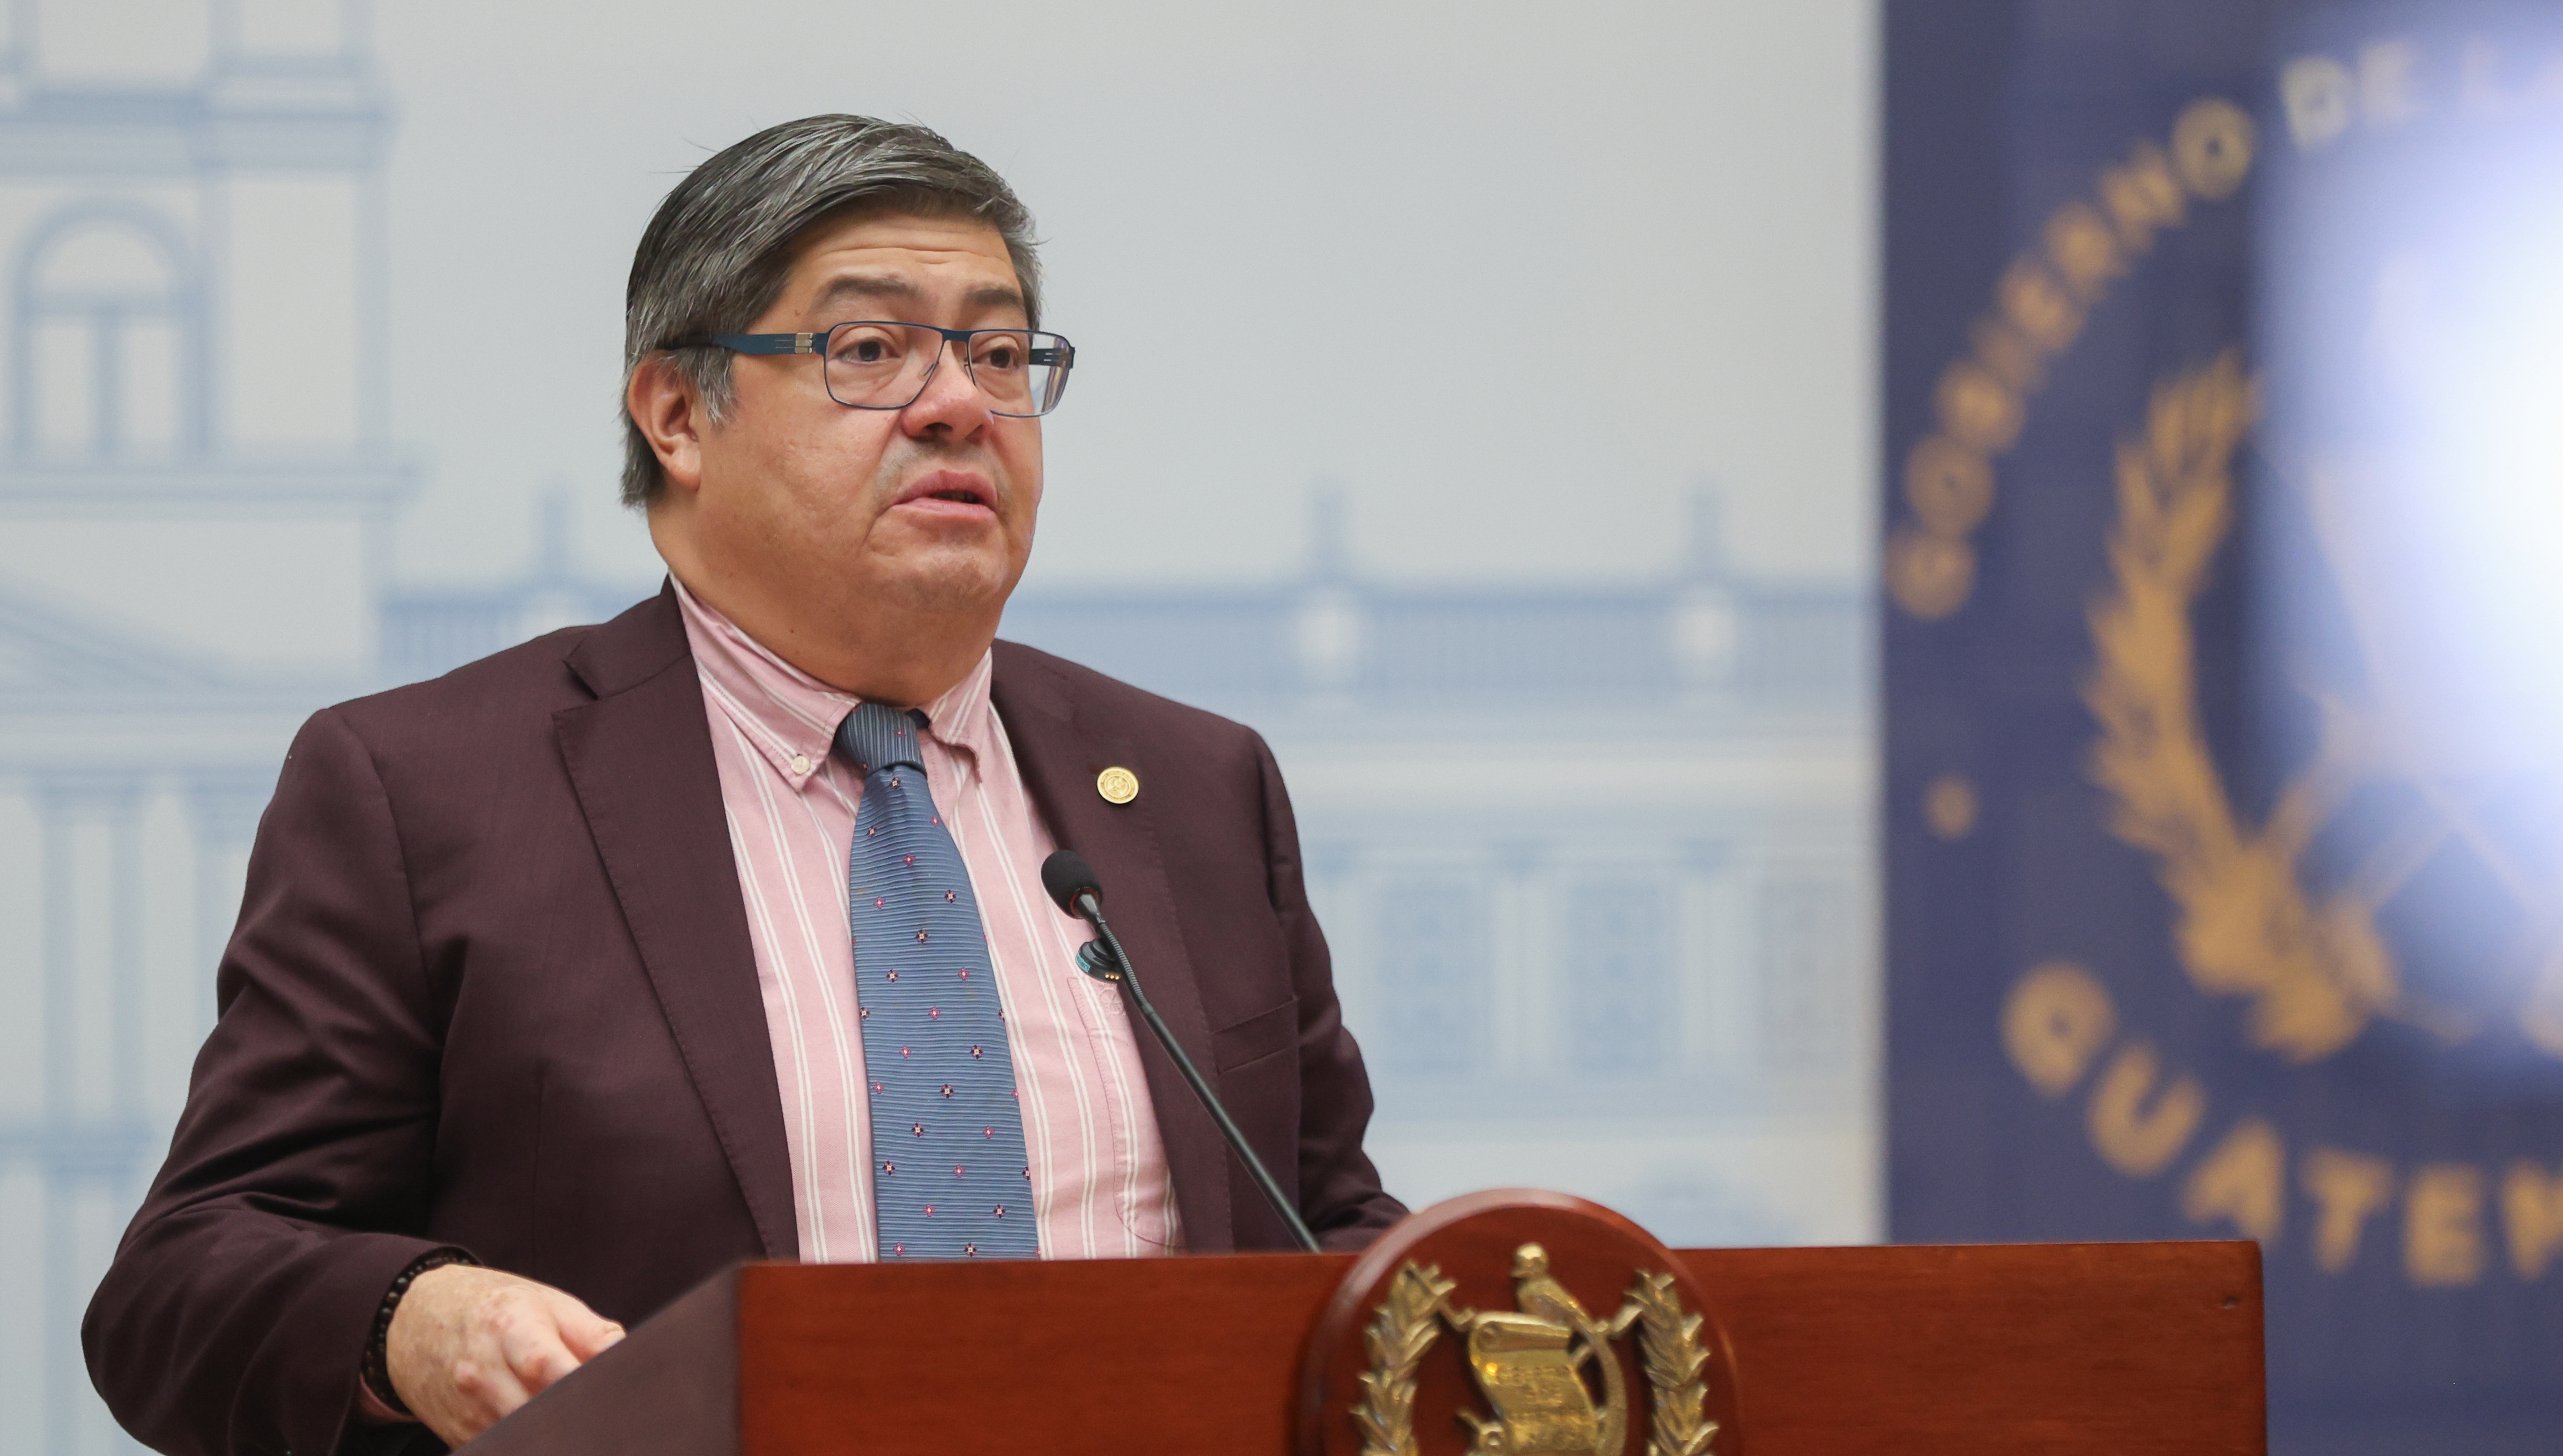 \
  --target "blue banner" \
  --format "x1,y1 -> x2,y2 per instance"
1887,5 -> 2563,1452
